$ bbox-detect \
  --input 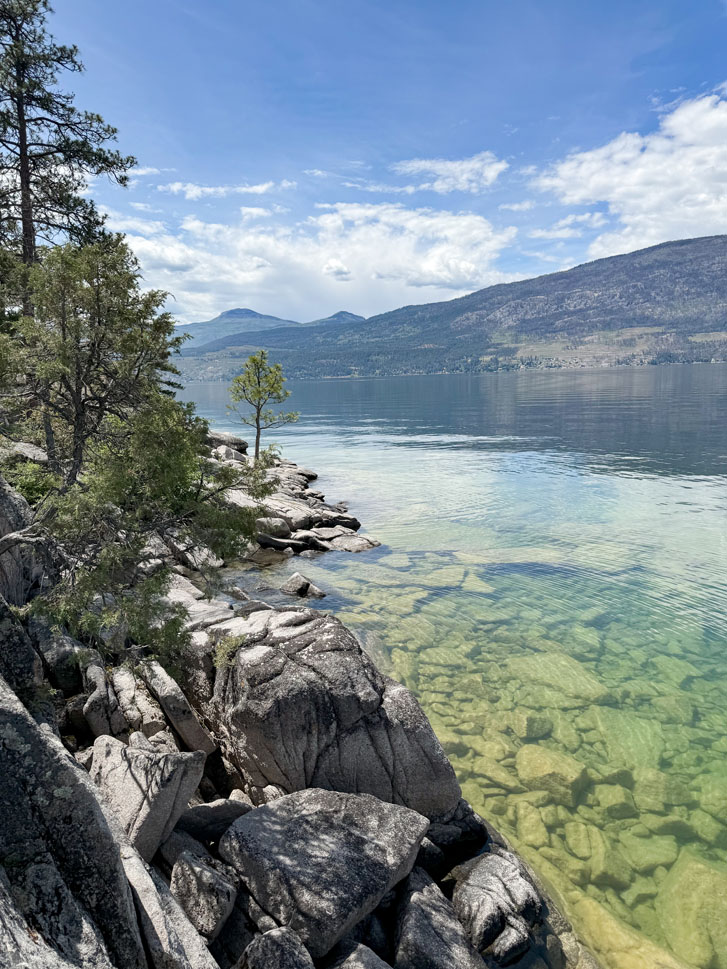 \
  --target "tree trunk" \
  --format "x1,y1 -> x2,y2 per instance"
254,421 -> 261,461
15,76 -> 36,276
